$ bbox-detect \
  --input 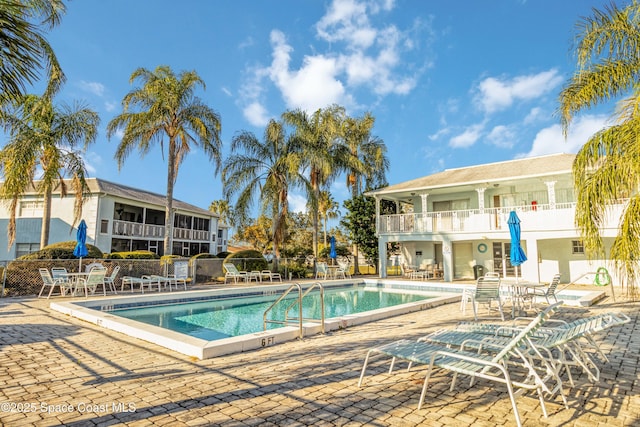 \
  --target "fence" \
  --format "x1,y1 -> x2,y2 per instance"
0,256 -> 380,297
